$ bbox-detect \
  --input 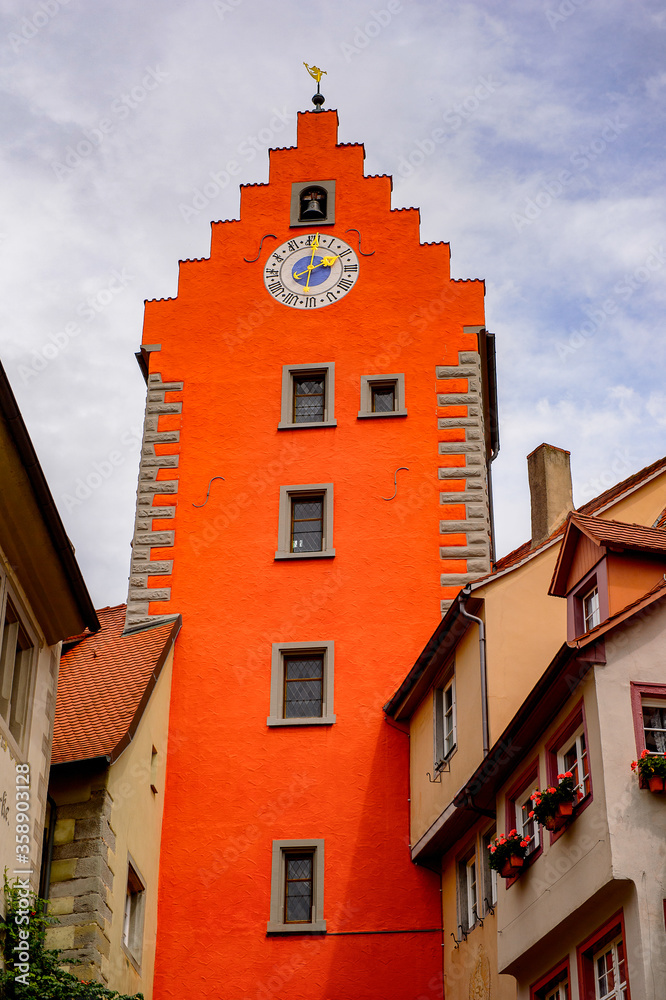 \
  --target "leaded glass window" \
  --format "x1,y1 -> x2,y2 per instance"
293,376 -> 325,422
291,497 -> 323,552
371,383 -> 395,412
284,852 -> 313,923
284,655 -> 323,718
